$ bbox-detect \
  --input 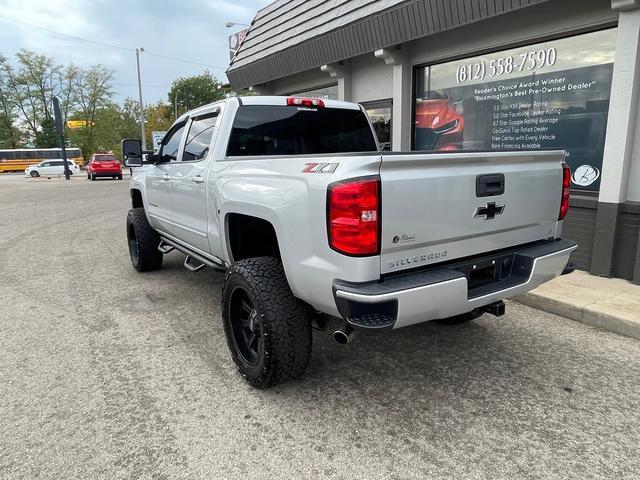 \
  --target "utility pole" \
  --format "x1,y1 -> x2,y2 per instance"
135,47 -> 147,151
174,89 -> 179,120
